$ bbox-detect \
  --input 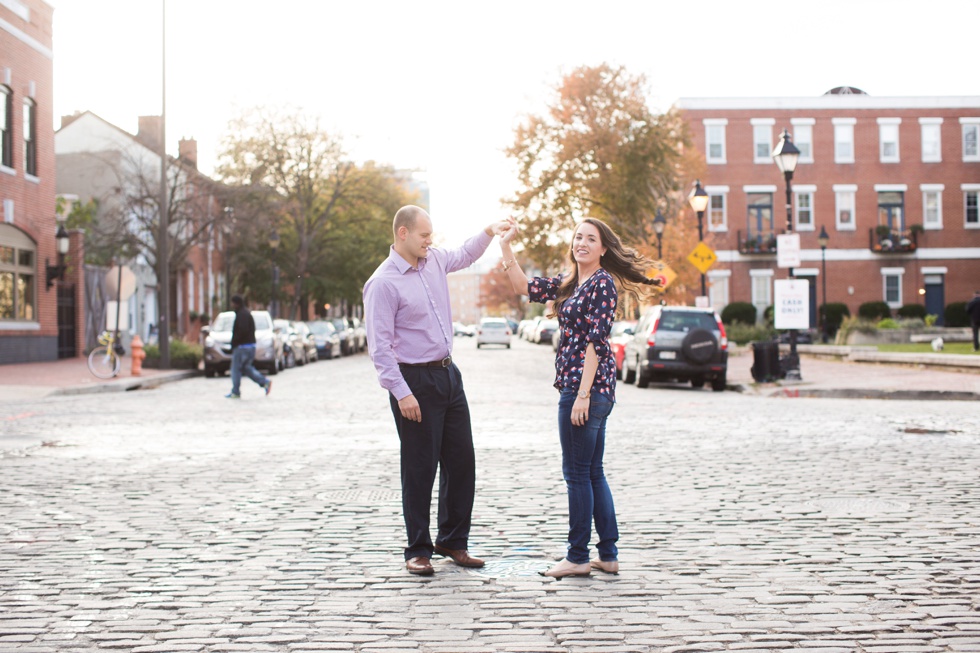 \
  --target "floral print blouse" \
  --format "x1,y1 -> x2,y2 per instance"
528,269 -> 618,401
